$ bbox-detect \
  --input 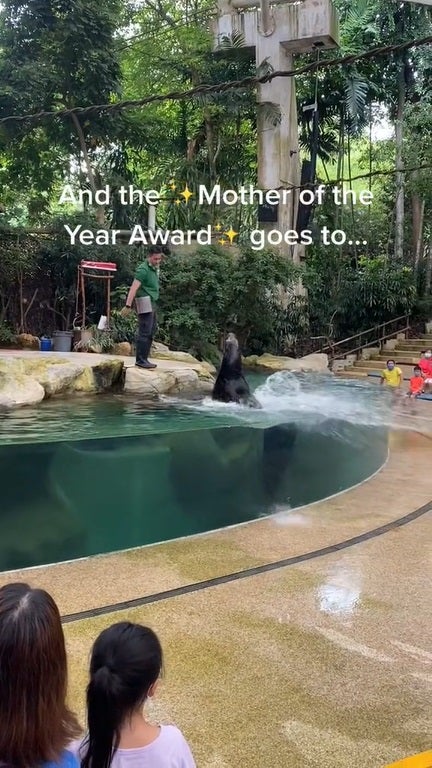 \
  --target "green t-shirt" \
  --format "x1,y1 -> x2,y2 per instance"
134,261 -> 159,302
